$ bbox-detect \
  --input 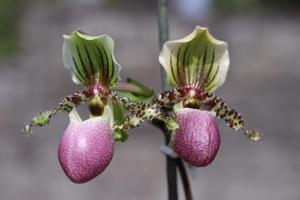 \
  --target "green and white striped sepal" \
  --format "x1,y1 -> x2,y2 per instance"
63,31 -> 120,88
159,26 -> 230,92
